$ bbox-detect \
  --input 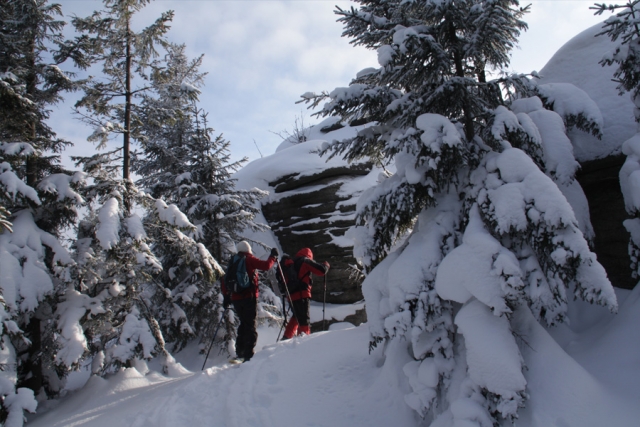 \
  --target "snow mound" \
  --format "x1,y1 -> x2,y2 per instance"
25,299 -> 640,427
538,21 -> 636,161
234,116 -> 371,196
27,325 -> 417,427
